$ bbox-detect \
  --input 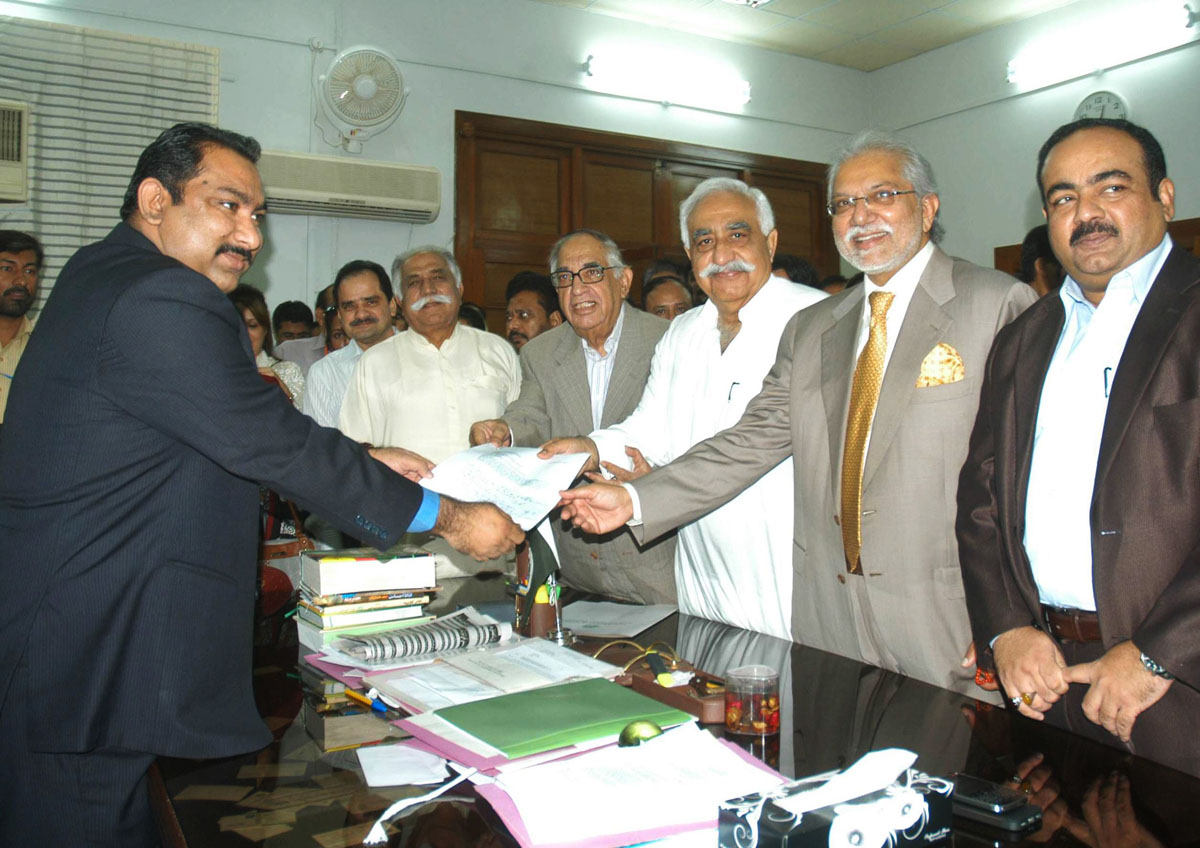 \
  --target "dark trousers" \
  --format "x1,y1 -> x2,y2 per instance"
0,660 -> 159,847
